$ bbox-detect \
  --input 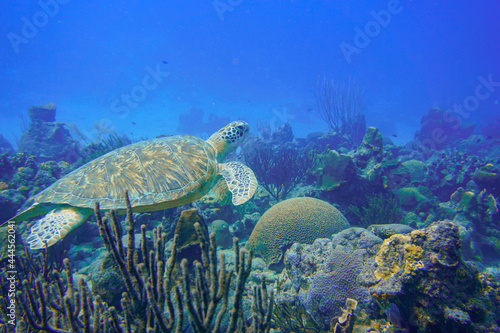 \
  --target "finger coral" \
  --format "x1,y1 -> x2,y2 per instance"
1,190 -> 273,332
